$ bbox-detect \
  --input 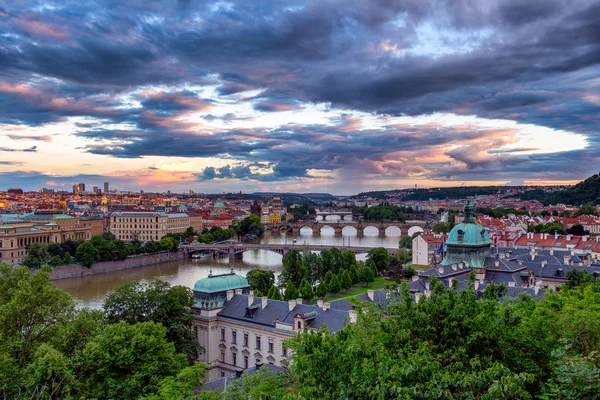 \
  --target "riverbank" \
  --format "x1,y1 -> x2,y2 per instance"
50,251 -> 185,280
